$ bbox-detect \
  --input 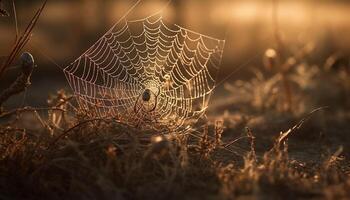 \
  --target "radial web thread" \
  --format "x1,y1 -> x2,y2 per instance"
64,14 -> 225,130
